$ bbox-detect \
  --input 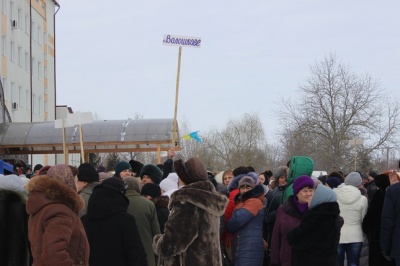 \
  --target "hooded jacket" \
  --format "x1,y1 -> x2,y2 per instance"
26,176 -> 89,266
153,180 -> 229,266
281,156 -> 314,204
81,185 -> 147,266
226,184 -> 265,266
334,184 -> 368,243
